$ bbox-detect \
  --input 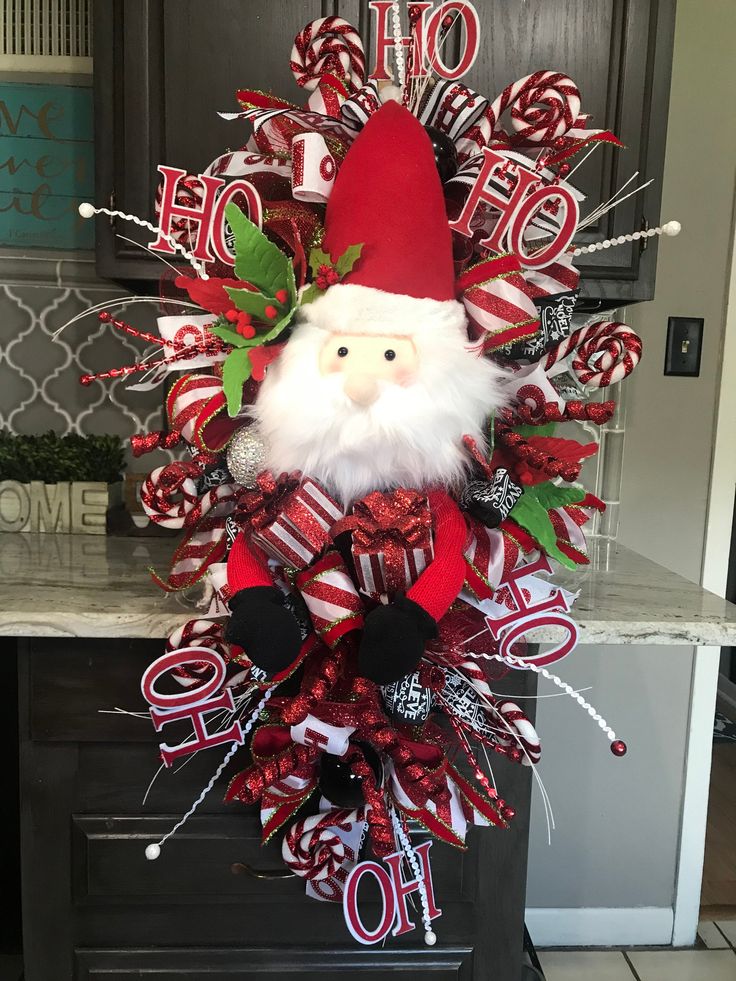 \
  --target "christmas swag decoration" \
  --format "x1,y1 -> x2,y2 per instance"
73,0 -> 681,948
